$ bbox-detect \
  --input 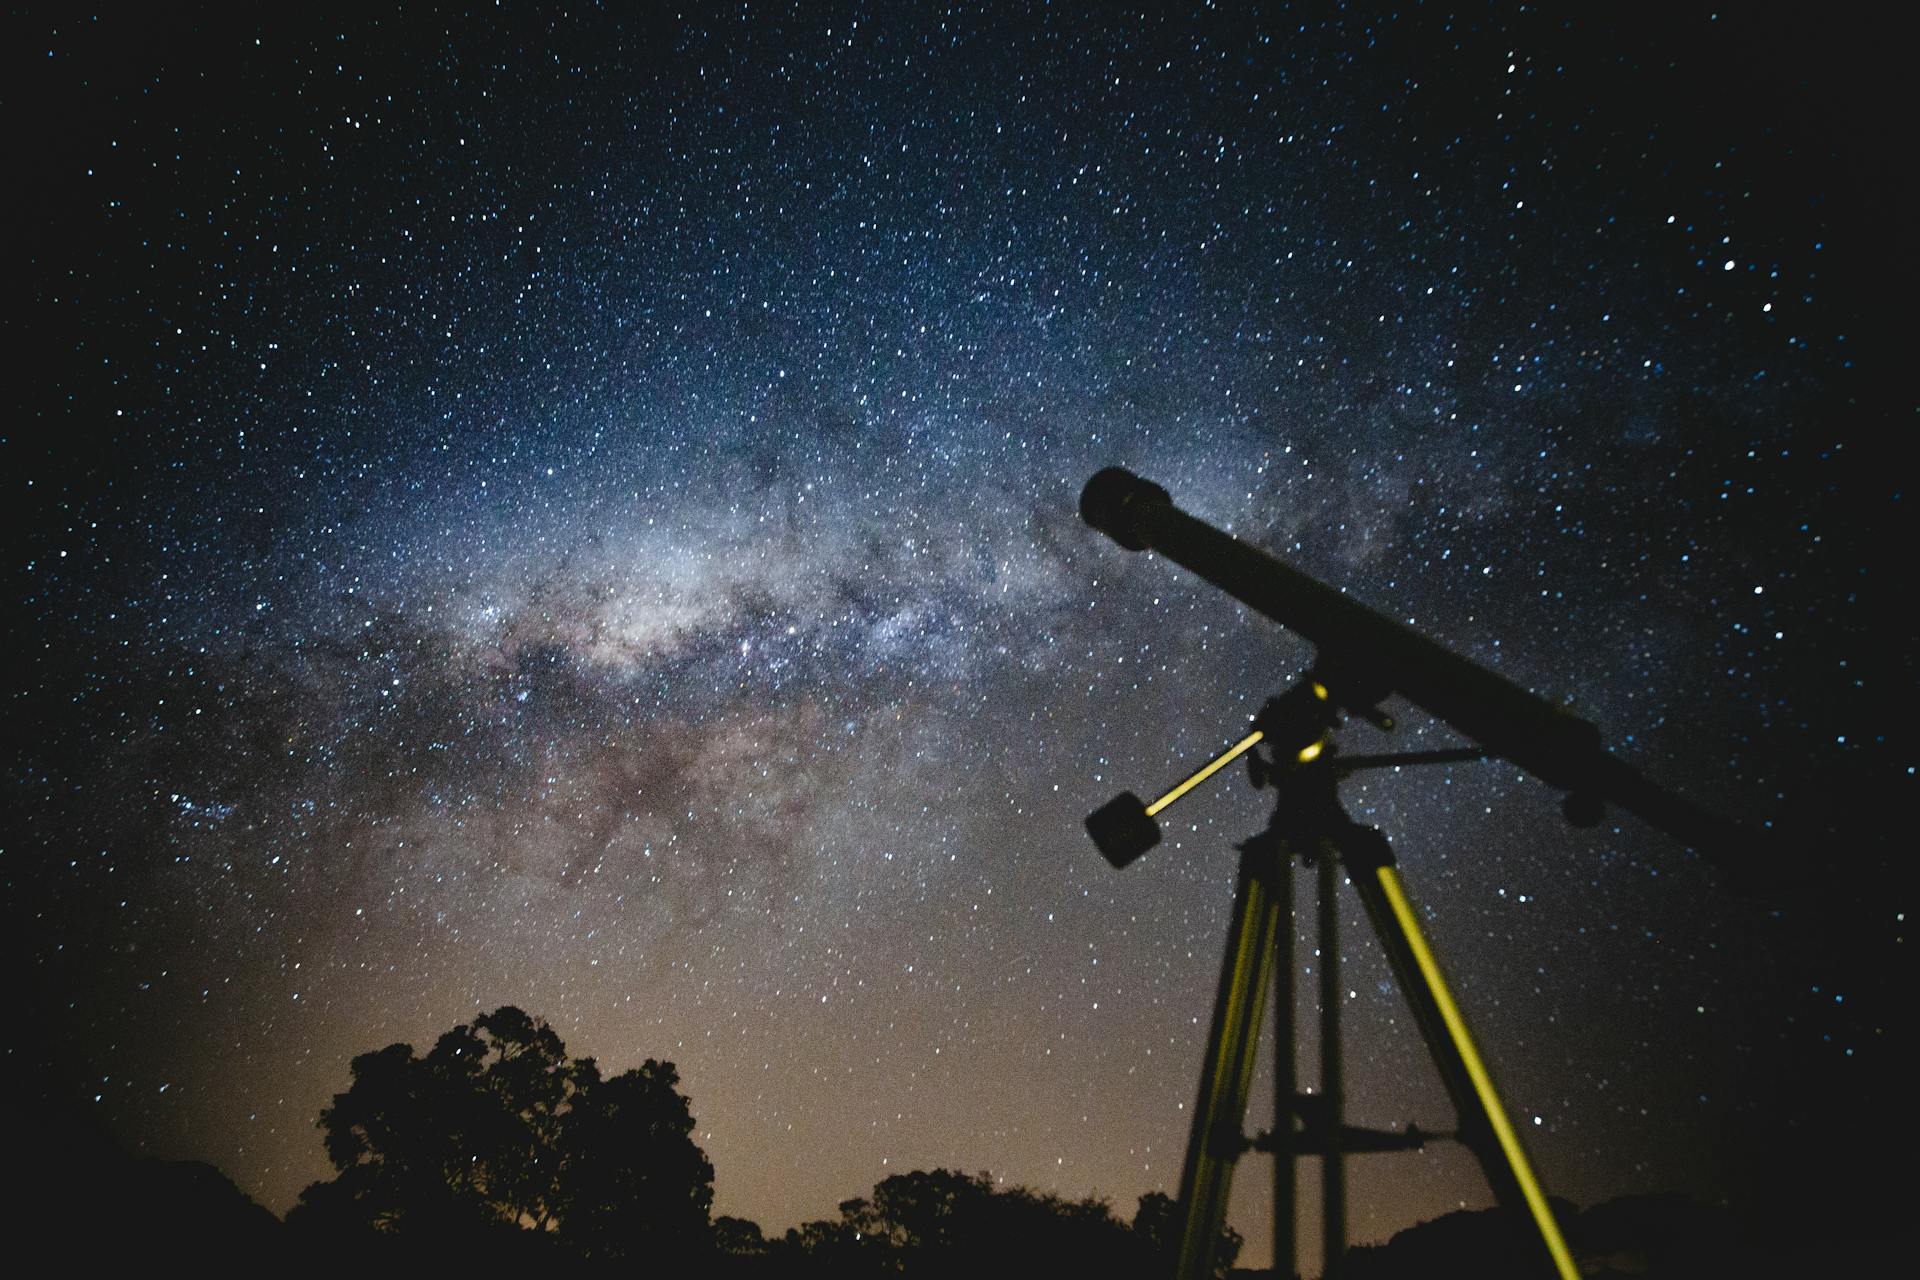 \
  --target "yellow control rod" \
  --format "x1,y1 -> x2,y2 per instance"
1145,729 -> 1266,817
